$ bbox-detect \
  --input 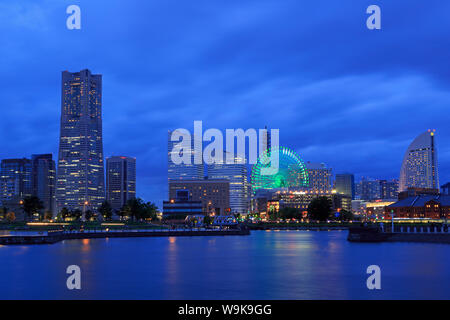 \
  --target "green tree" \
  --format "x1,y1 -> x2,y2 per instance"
85,210 -> 94,221
279,207 -> 302,220
60,207 -> 70,221
98,201 -> 113,220
308,197 -> 332,222
22,196 -> 44,221
143,201 -> 158,220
